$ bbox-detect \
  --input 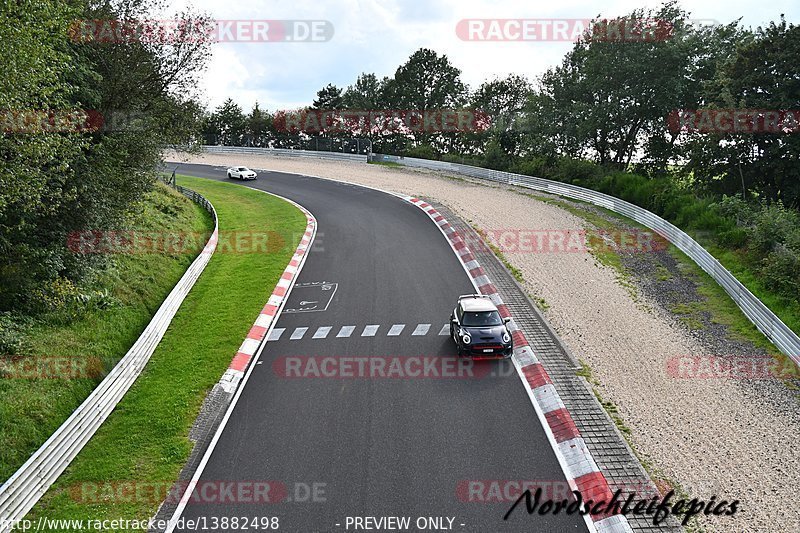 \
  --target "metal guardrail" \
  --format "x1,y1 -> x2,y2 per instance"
204,144 -> 368,162
0,186 -> 218,530
201,135 -> 372,155
369,153 -> 800,365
